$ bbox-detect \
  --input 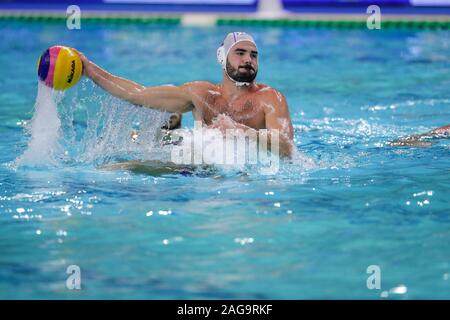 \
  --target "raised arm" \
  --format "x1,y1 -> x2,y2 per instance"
78,51 -> 194,113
